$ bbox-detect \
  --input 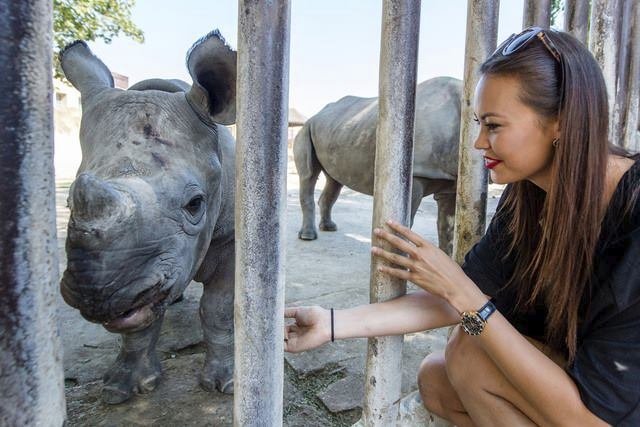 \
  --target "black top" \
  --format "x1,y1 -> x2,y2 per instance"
462,157 -> 640,426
